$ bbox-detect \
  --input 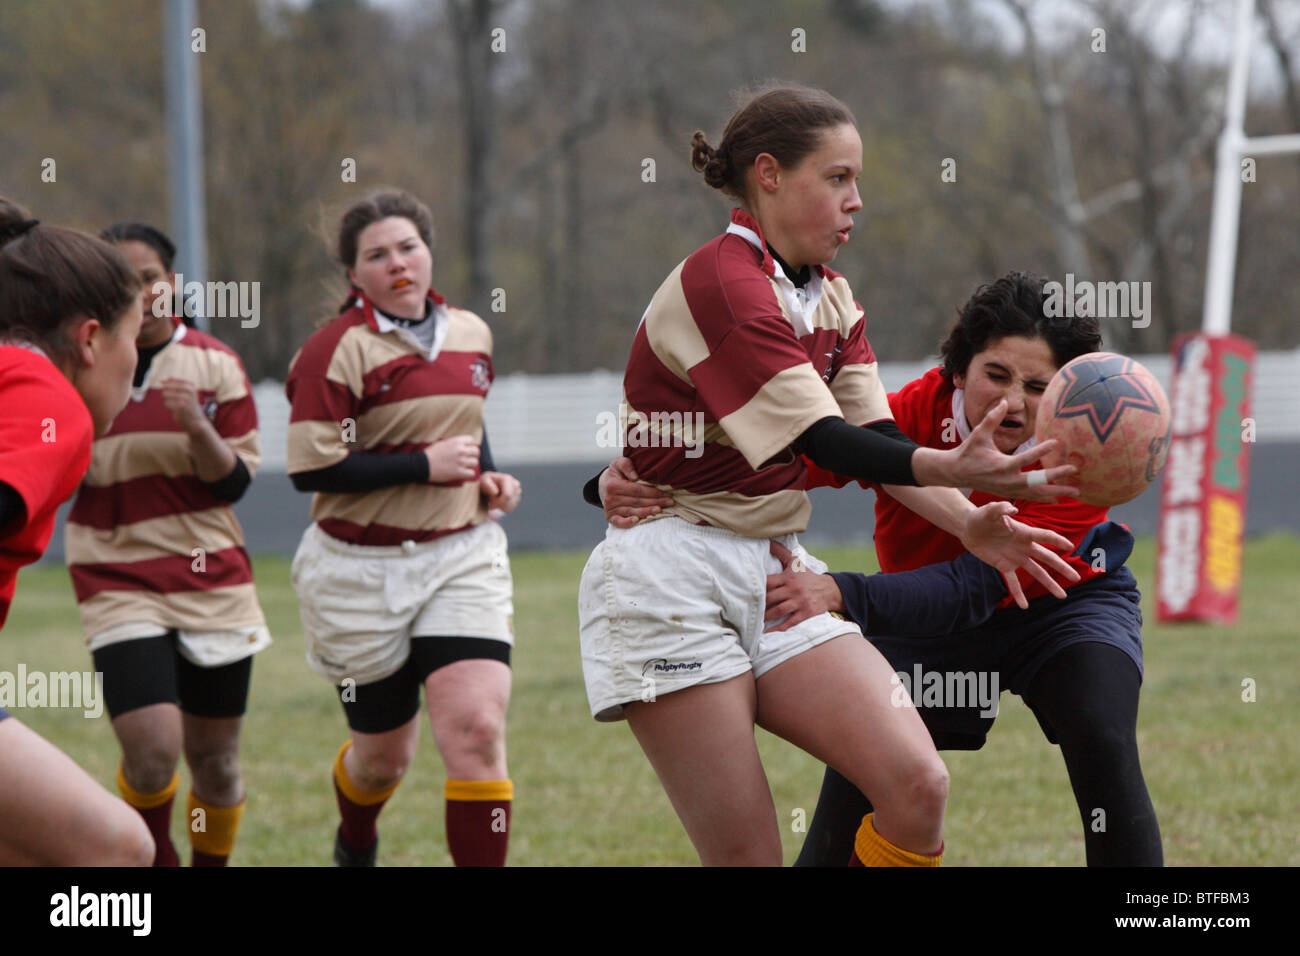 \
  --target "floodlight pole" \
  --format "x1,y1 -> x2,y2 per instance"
164,0 -> 209,332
